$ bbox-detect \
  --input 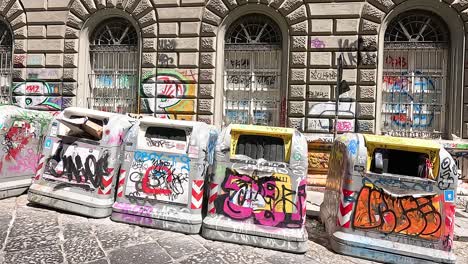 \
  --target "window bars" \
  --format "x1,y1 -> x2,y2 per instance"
382,11 -> 449,139
0,22 -> 12,105
88,18 -> 139,114
223,14 -> 283,126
